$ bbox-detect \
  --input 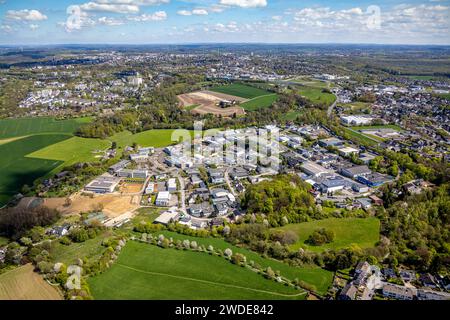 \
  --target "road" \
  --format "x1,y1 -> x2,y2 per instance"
224,169 -> 237,197
175,174 -> 187,214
